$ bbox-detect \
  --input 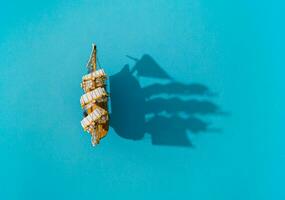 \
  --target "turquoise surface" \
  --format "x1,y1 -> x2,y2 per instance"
0,1 -> 283,199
